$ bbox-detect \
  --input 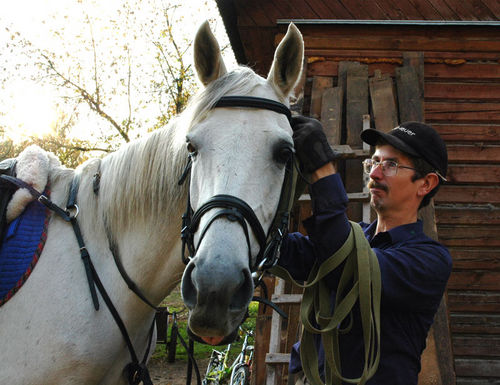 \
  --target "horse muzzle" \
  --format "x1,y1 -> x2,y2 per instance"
181,247 -> 254,342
